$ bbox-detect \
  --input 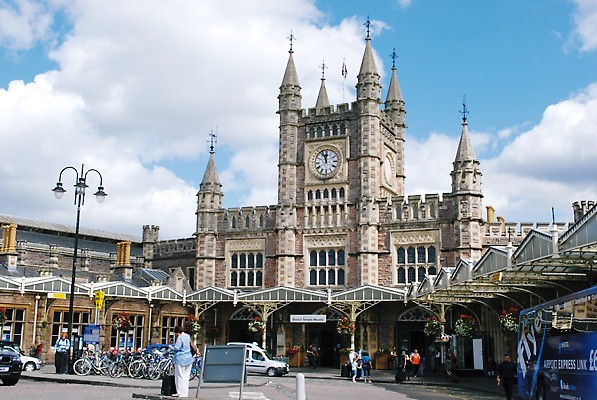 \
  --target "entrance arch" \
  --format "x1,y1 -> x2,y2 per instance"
307,307 -> 346,368
229,307 -> 261,343
396,306 -> 435,361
